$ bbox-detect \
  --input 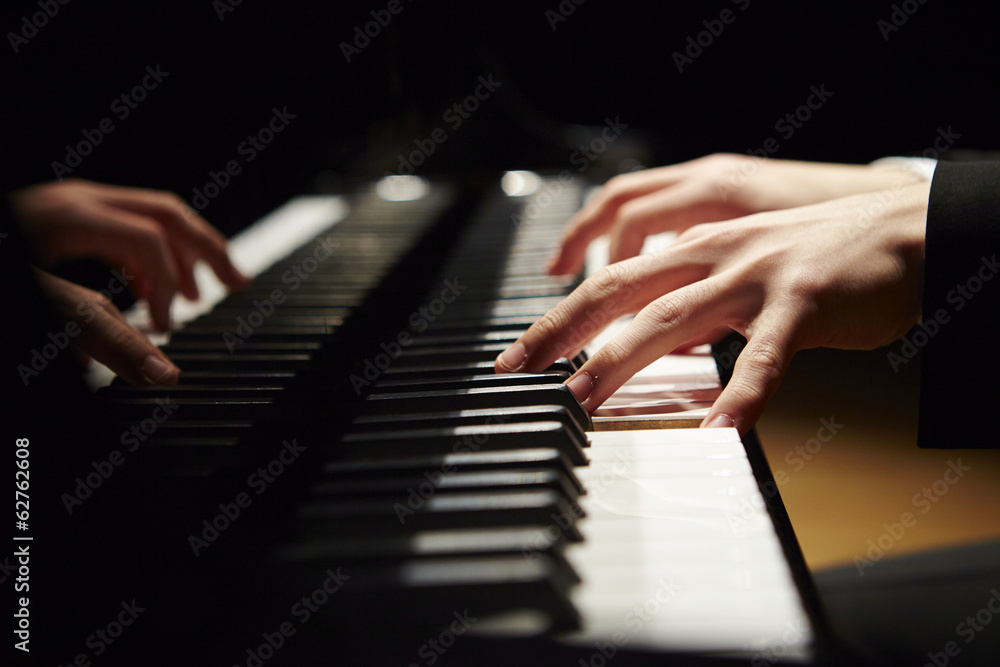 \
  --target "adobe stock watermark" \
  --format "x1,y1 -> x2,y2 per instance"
7,0 -> 71,54
17,267 -> 135,386
544,0 -> 586,31
847,127 -> 959,244
749,620 -> 812,667
877,0 -> 930,41
349,277 -> 467,393
715,84 -> 835,201
728,416 -> 843,533
672,0 -> 752,73
188,438 -> 306,556
853,459 -> 971,575
393,416 -> 509,524
577,578 -> 681,666
50,65 -> 170,180
340,0 -> 416,63
60,398 -> 180,515
922,588 -> 1000,667
51,599 -> 145,663
389,75 -> 501,176
887,254 -> 998,372
232,567 -> 349,667
521,450 -> 630,561
190,106 -> 296,212
510,116 -> 629,230
780,417 -> 844,475
213,0 -> 244,21
407,610 -> 478,667
223,232 -> 337,351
